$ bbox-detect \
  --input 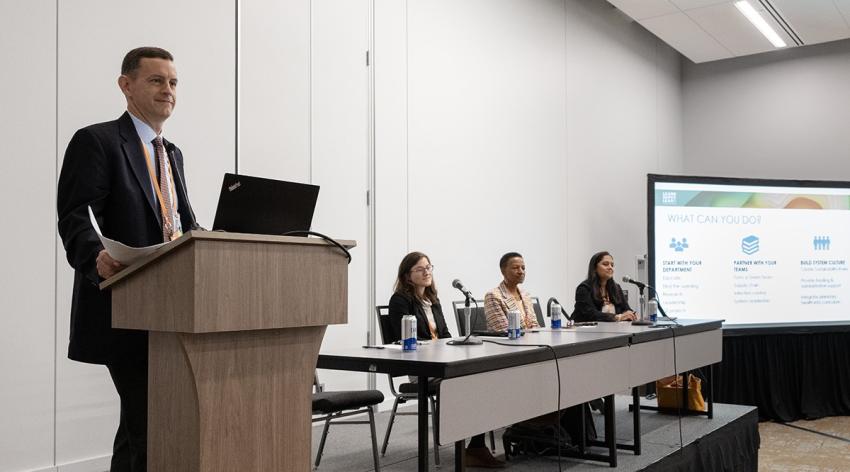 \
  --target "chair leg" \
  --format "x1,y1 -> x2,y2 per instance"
489,430 -> 496,452
368,407 -> 381,472
315,415 -> 333,468
381,397 -> 401,456
429,396 -> 440,466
